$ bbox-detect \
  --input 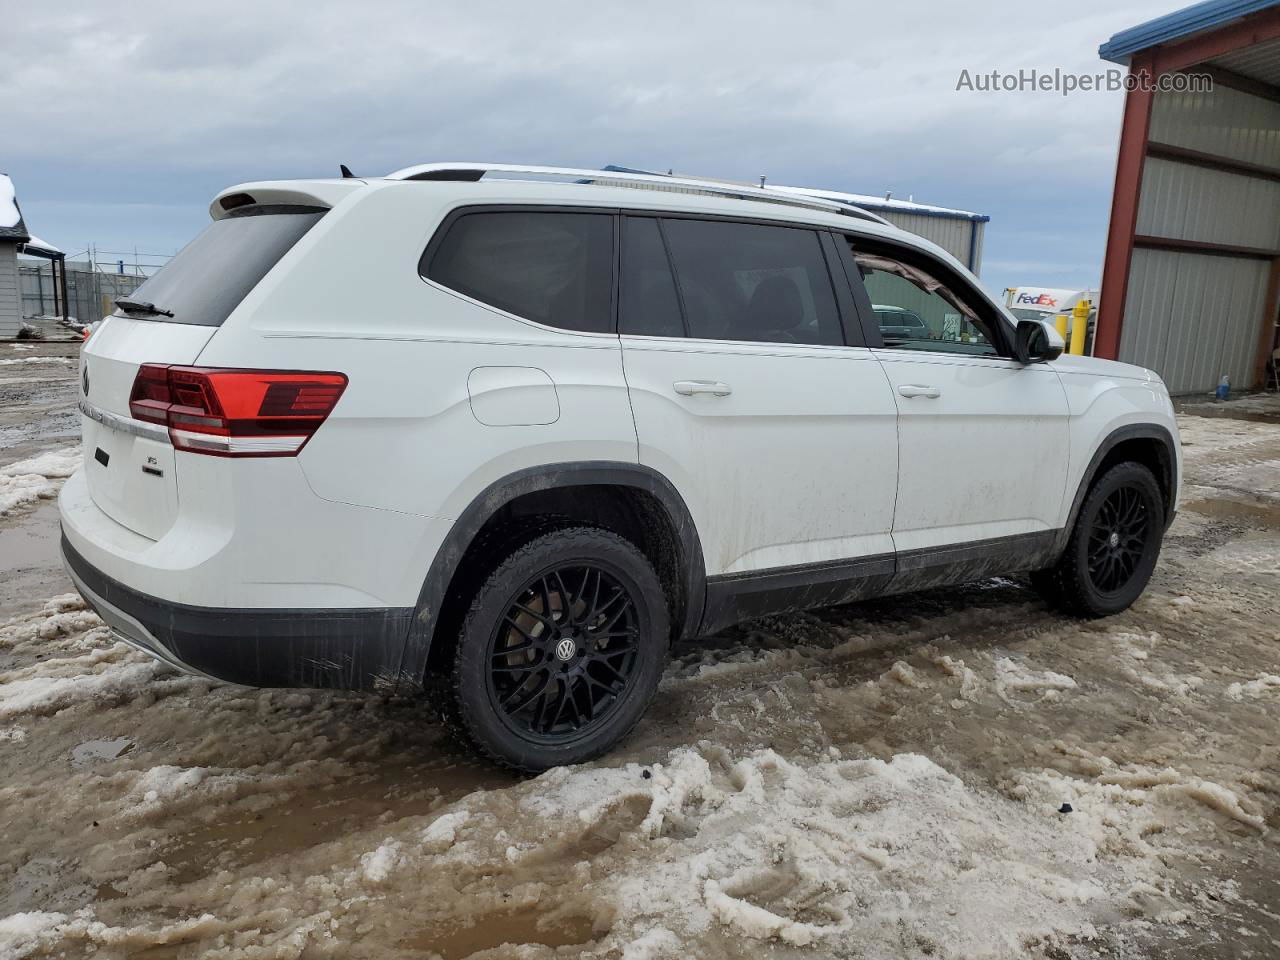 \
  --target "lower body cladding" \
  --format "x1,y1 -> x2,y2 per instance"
699,530 -> 1063,635
64,523 -> 1067,696
62,535 -> 414,692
